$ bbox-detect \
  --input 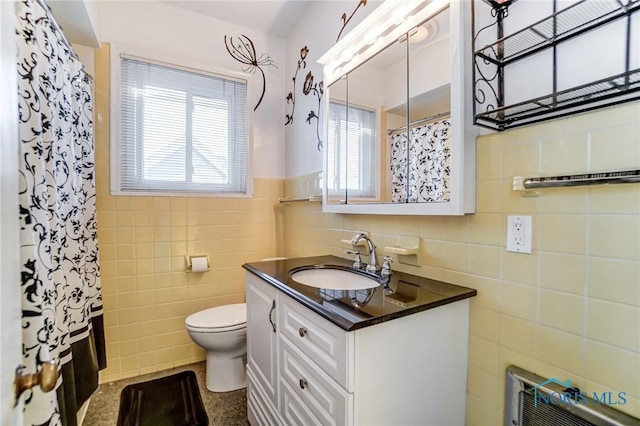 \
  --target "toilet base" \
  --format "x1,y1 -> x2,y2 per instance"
205,352 -> 247,392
